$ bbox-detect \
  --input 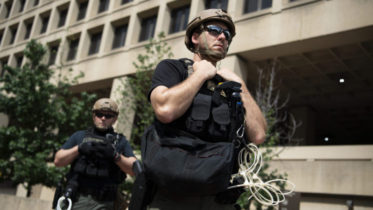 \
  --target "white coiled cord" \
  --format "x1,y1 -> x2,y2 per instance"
228,143 -> 295,206
56,196 -> 72,210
